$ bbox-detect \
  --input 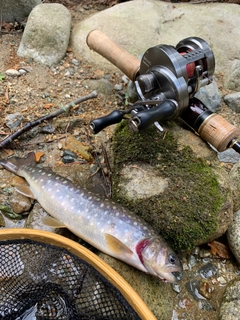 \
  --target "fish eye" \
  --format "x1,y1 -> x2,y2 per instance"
168,254 -> 176,264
